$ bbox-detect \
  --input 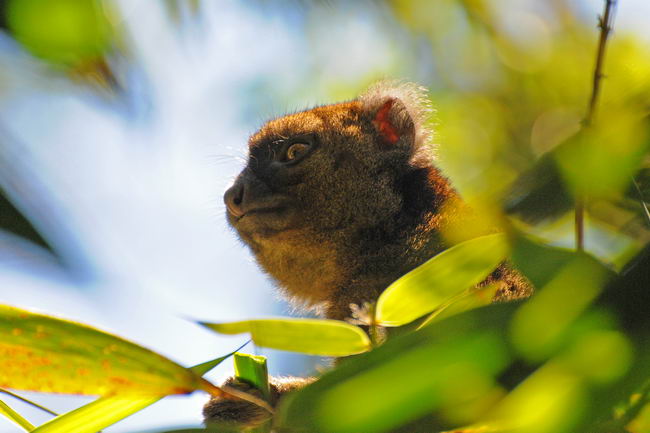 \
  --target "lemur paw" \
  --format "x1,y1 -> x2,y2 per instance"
203,377 -> 271,428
